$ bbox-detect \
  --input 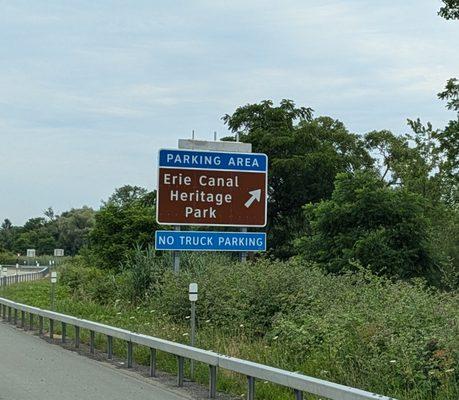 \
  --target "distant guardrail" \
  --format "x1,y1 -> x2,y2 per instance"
0,295 -> 395,400
0,266 -> 48,286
